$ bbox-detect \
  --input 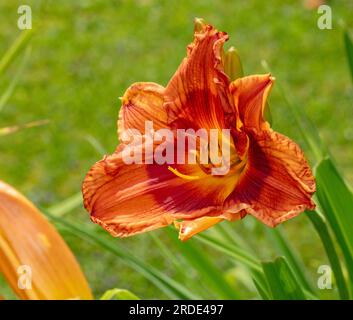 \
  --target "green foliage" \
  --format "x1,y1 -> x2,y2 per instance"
264,227 -> 314,294
0,29 -> 32,76
344,30 -> 353,83
315,158 -> 353,294
166,228 -> 239,299
307,210 -> 349,300
1,1 -> 353,301
262,257 -> 306,300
